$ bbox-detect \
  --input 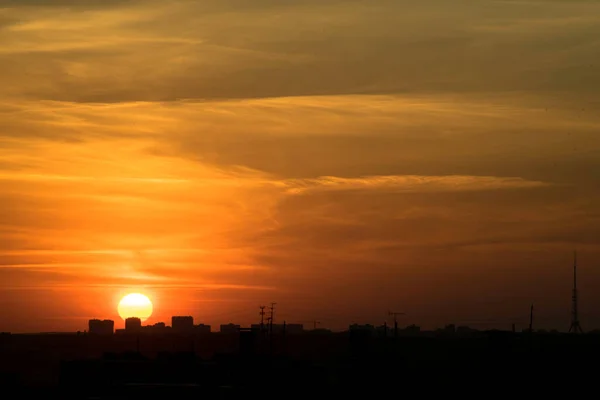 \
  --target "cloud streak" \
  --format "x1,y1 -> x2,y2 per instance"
281,175 -> 550,195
